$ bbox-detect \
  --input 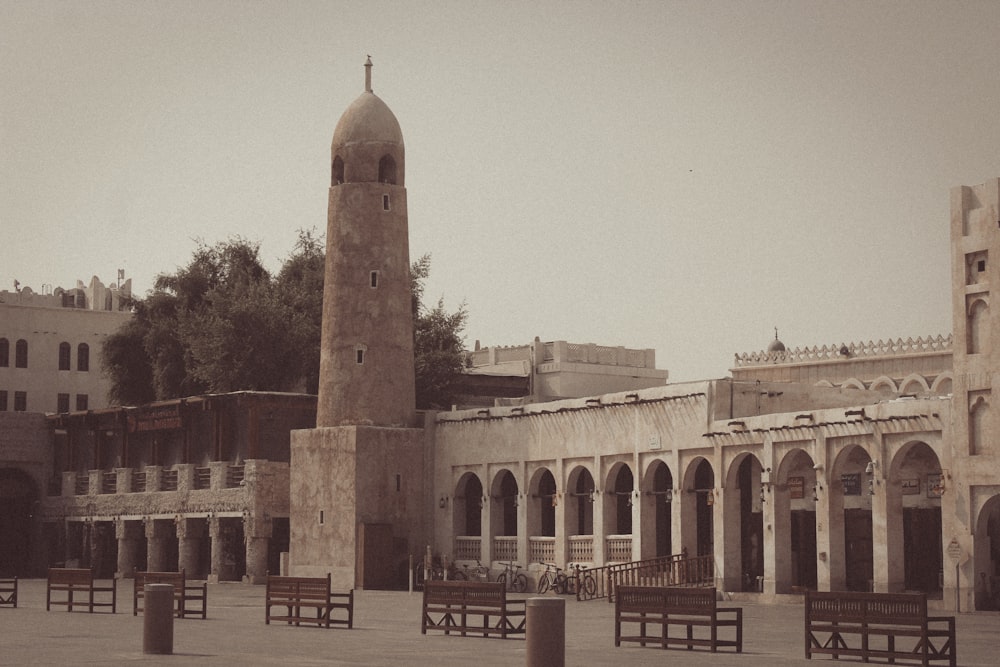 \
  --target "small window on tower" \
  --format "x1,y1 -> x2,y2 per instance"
383,194 -> 390,211
979,259 -> 987,273
370,271 -> 379,288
